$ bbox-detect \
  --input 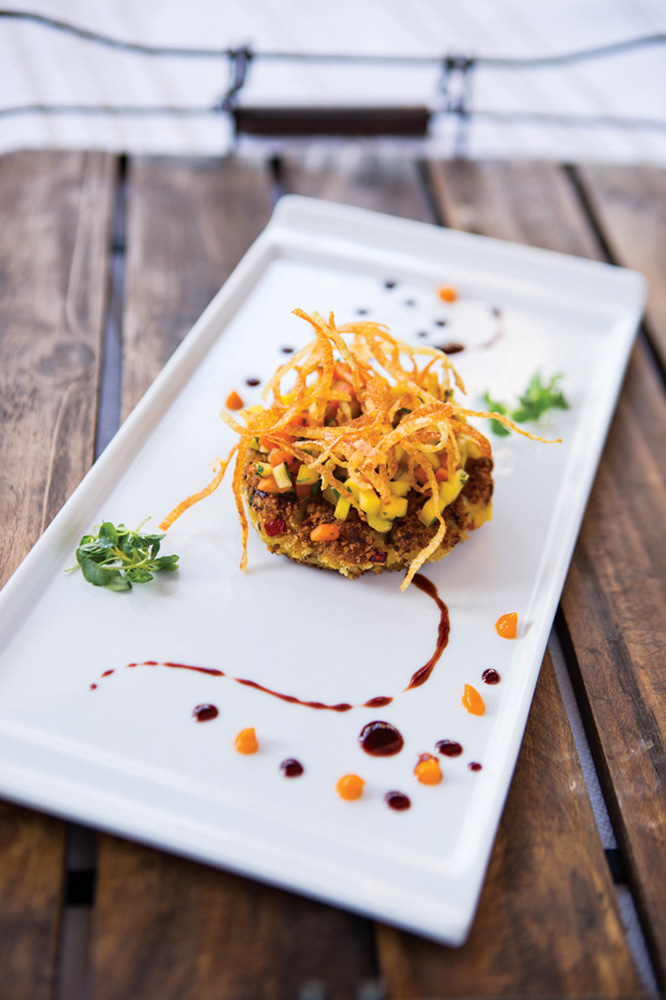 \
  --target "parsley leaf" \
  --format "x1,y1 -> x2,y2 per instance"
73,522 -> 180,592
481,392 -> 511,437
483,371 -> 569,436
